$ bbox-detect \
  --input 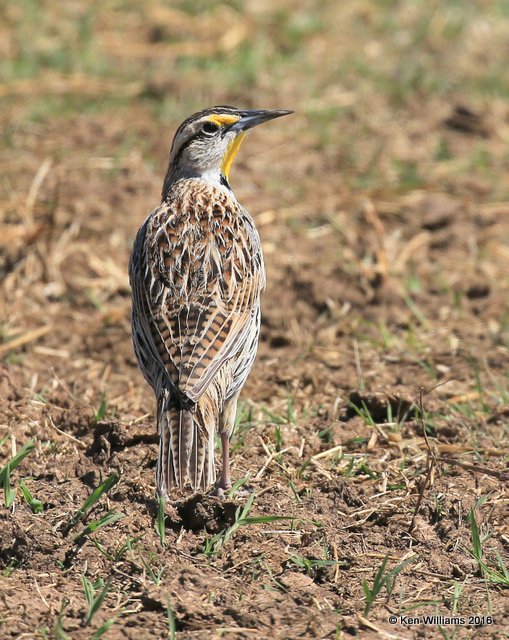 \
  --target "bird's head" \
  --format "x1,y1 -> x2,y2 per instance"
162,106 -> 292,196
